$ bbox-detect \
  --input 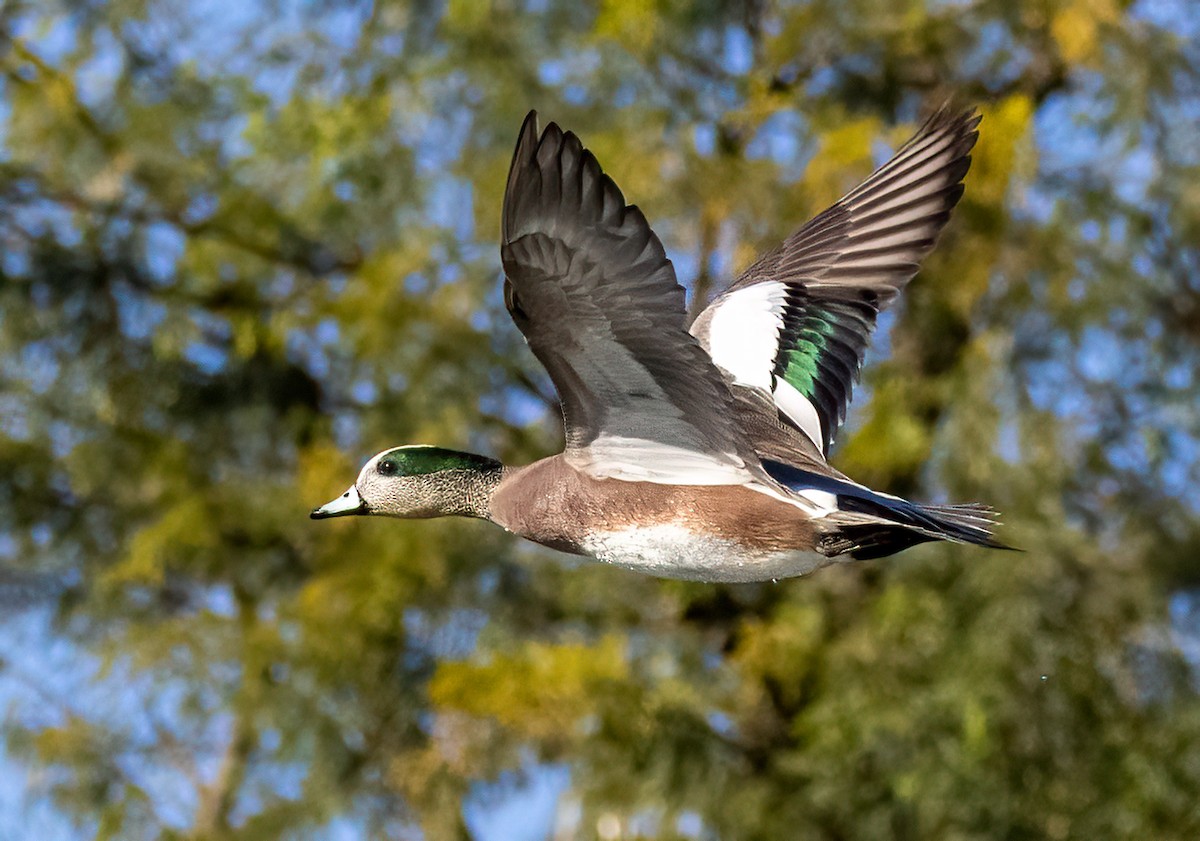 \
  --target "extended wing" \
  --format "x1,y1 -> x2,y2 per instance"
501,112 -> 761,485
691,106 -> 980,454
